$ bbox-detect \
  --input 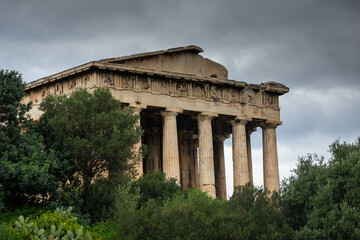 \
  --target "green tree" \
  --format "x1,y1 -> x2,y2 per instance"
0,69 -> 31,152
0,131 -> 60,206
0,69 -> 62,206
39,87 -> 144,190
282,138 -> 360,240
